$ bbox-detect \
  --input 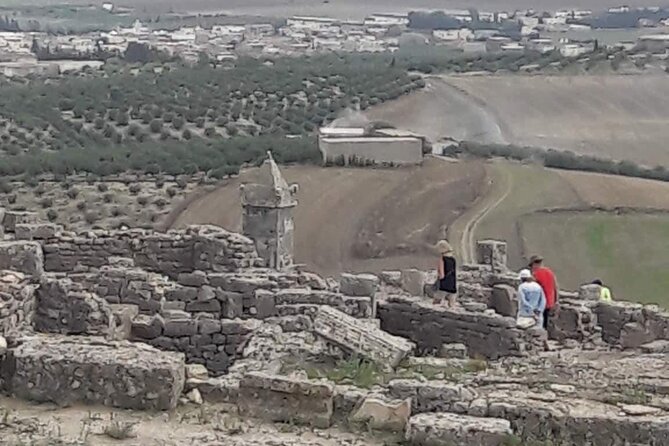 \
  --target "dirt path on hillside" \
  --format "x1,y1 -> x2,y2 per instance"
449,163 -> 513,263
170,159 -> 486,275
365,77 -> 507,144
